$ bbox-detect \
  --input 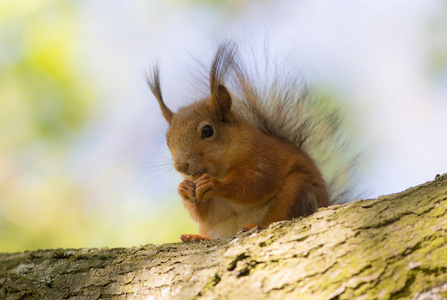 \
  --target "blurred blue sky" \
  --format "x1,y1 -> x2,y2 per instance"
1,0 -> 446,249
